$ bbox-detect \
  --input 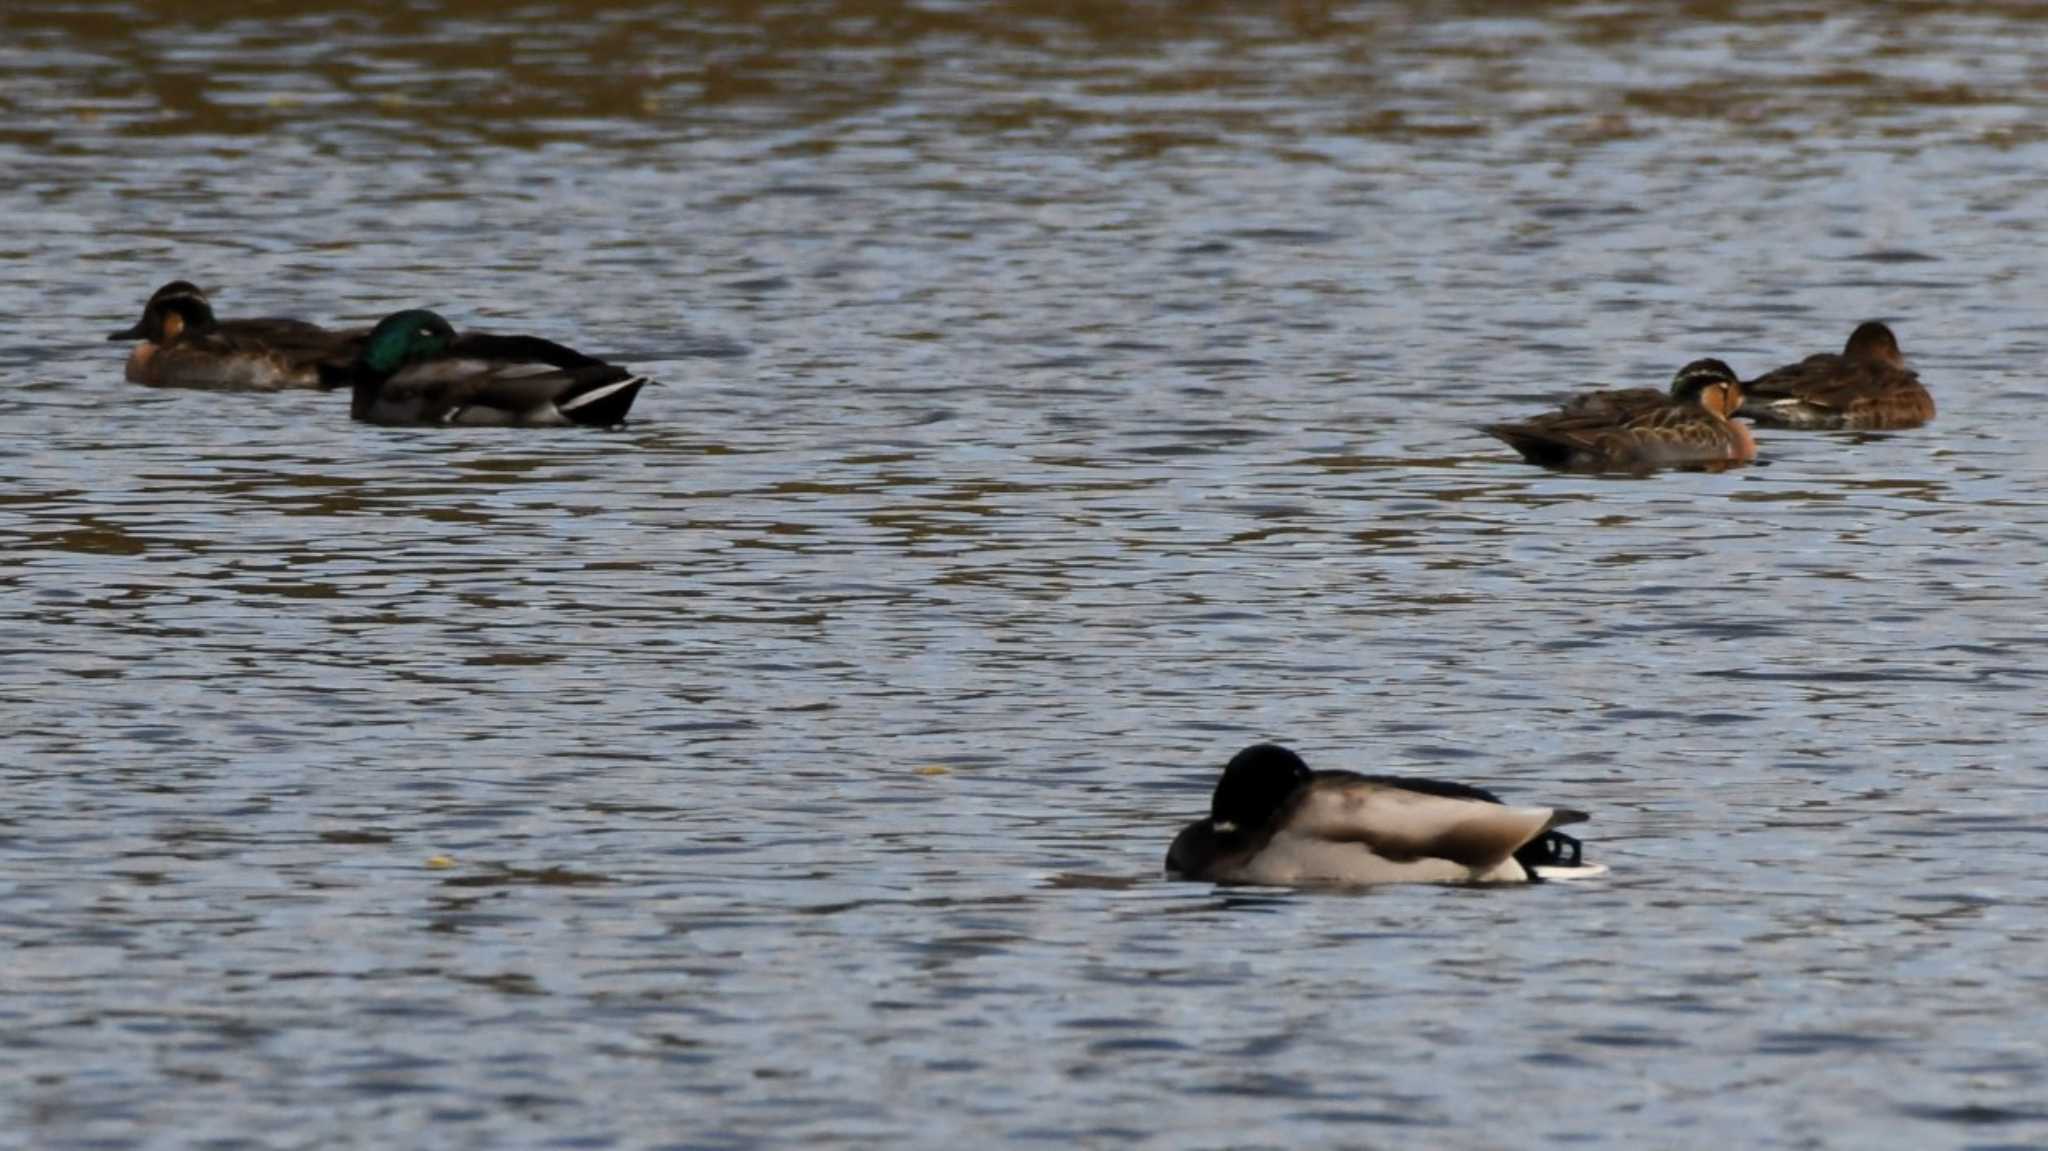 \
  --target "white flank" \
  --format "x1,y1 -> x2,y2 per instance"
1528,863 -> 1610,881
496,362 -> 561,378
